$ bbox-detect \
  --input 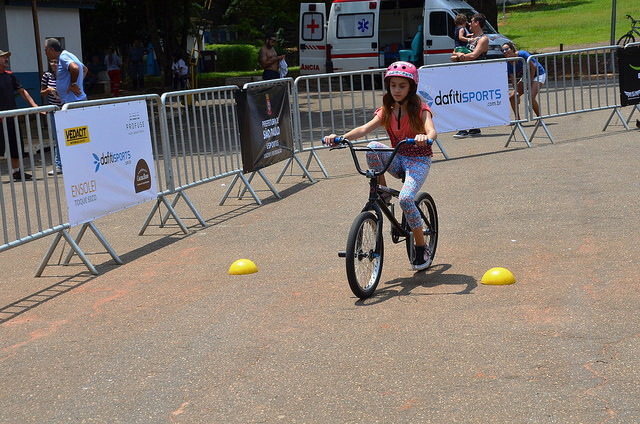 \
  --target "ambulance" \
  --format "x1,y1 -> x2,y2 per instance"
299,0 -> 511,74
